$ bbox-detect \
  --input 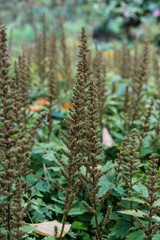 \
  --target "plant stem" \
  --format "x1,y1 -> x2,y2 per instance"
94,211 -> 101,240
7,197 -> 11,240
59,215 -> 66,240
